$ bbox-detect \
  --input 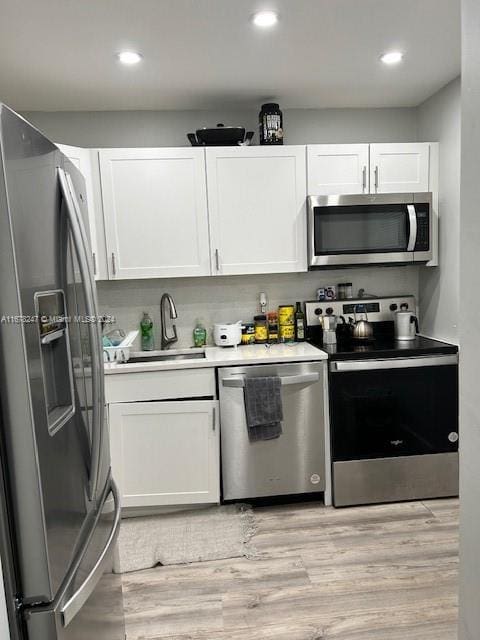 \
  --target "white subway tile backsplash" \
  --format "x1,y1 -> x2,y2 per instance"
97,267 -> 419,350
